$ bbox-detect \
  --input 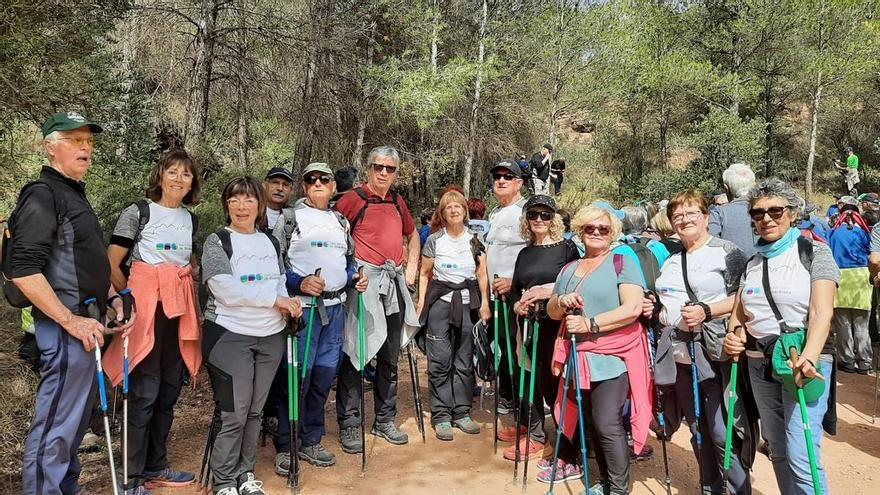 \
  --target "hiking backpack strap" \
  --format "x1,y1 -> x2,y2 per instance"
216,229 -> 234,260
796,235 -> 814,273
350,186 -> 403,231
613,253 -> 623,276
134,200 -> 150,243
189,209 -> 199,256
